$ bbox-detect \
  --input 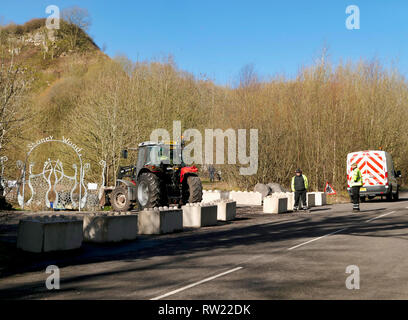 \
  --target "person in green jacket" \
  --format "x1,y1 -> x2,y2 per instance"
291,168 -> 309,211
350,162 -> 363,211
